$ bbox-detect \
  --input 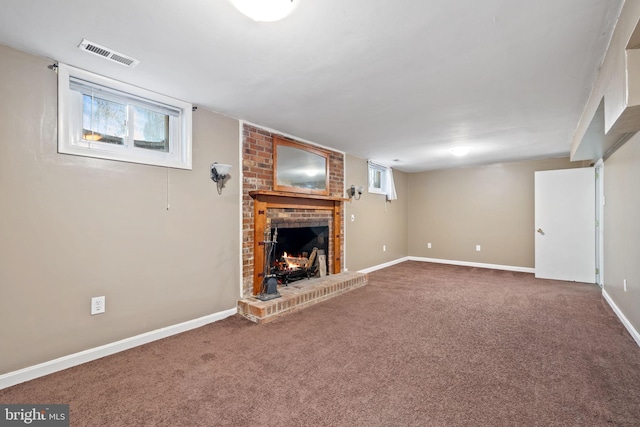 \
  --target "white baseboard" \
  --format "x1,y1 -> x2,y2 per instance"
357,256 -> 534,275
0,308 -> 237,390
407,256 -> 536,274
602,289 -> 640,347
358,257 -> 410,274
